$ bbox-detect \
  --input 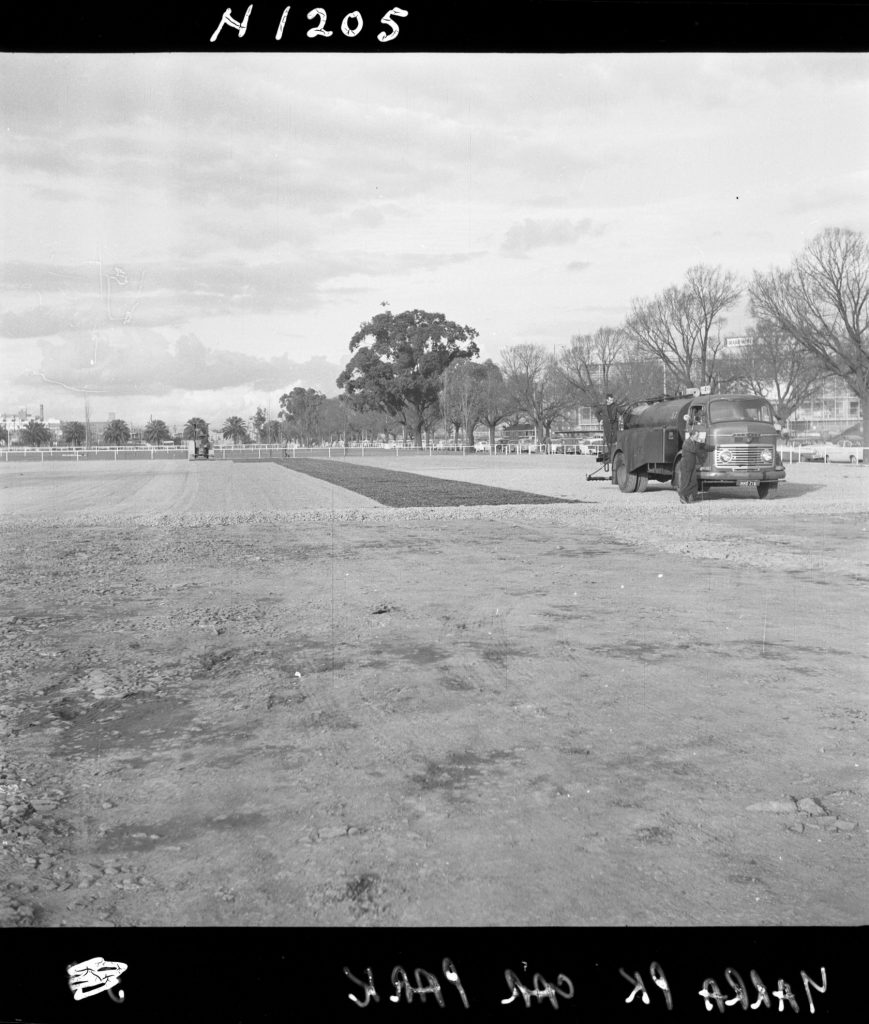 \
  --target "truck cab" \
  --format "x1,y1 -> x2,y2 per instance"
610,391 -> 785,499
